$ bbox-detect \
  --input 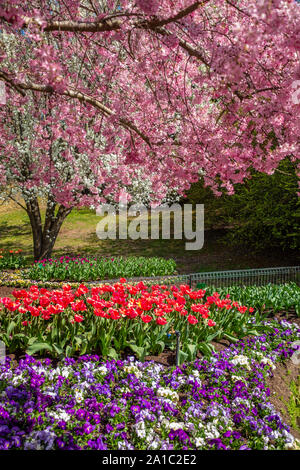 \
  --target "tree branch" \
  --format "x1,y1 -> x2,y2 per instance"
37,1 -> 211,32
0,70 -> 152,147
7,194 -> 27,212
146,1 -> 211,28
43,18 -> 121,33
0,71 -> 26,97
0,4 -> 211,67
